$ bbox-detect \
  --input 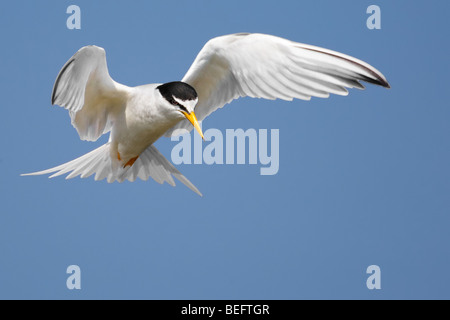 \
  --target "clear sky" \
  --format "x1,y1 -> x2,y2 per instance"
0,0 -> 449,299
